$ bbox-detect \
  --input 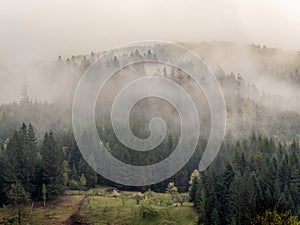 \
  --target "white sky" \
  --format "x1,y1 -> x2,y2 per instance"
0,0 -> 299,64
